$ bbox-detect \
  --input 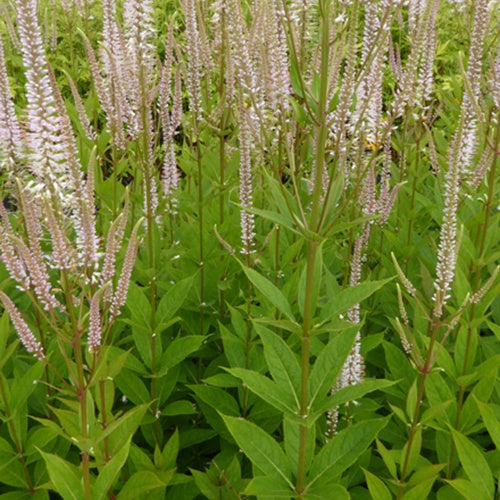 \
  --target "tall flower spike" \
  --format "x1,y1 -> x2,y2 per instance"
67,74 -> 97,141
15,0 -> 75,207
159,28 -> 181,205
0,201 -> 29,288
461,0 -> 489,179
109,220 -> 142,320
0,35 -> 23,168
432,117 -> 463,318
88,291 -> 102,351
123,0 -> 156,135
100,198 -> 129,301
0,291 -> 44,360
183,0 -> 203,118
238,94 -> 256,255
